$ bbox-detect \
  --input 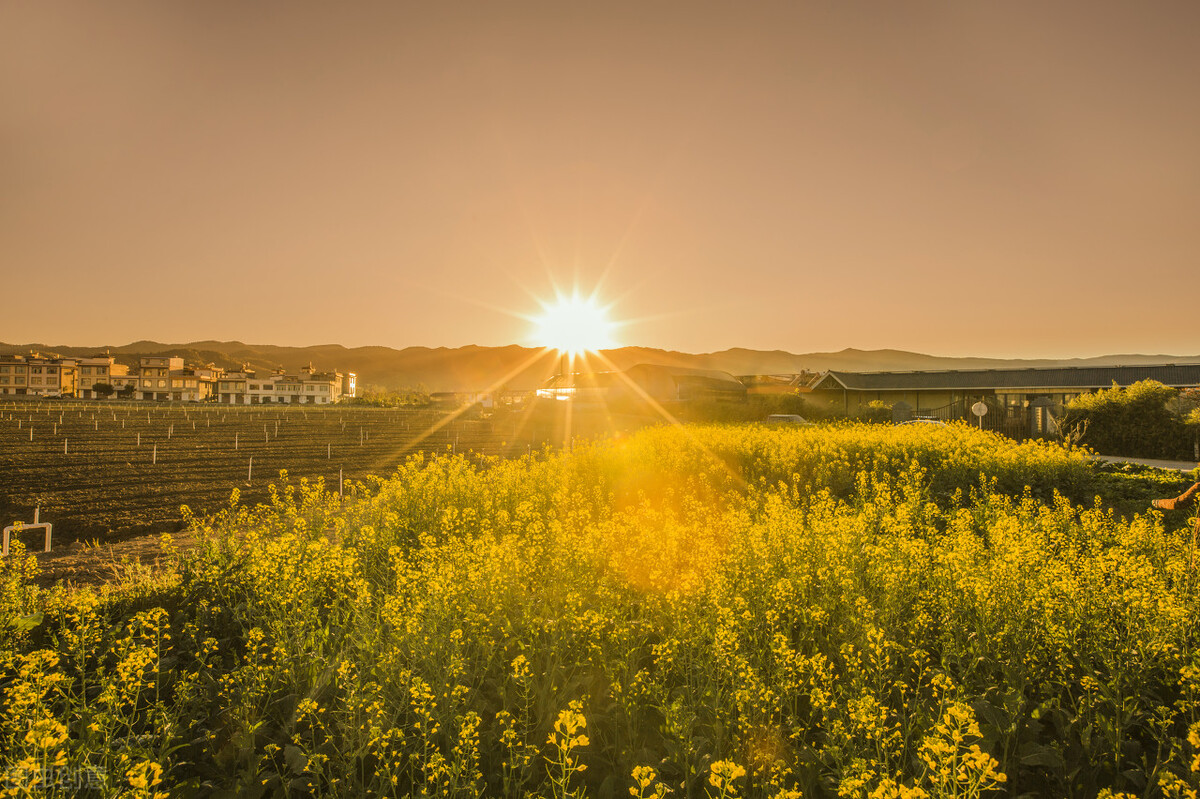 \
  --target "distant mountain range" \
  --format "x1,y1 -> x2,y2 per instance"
3,340 -> 1199,392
